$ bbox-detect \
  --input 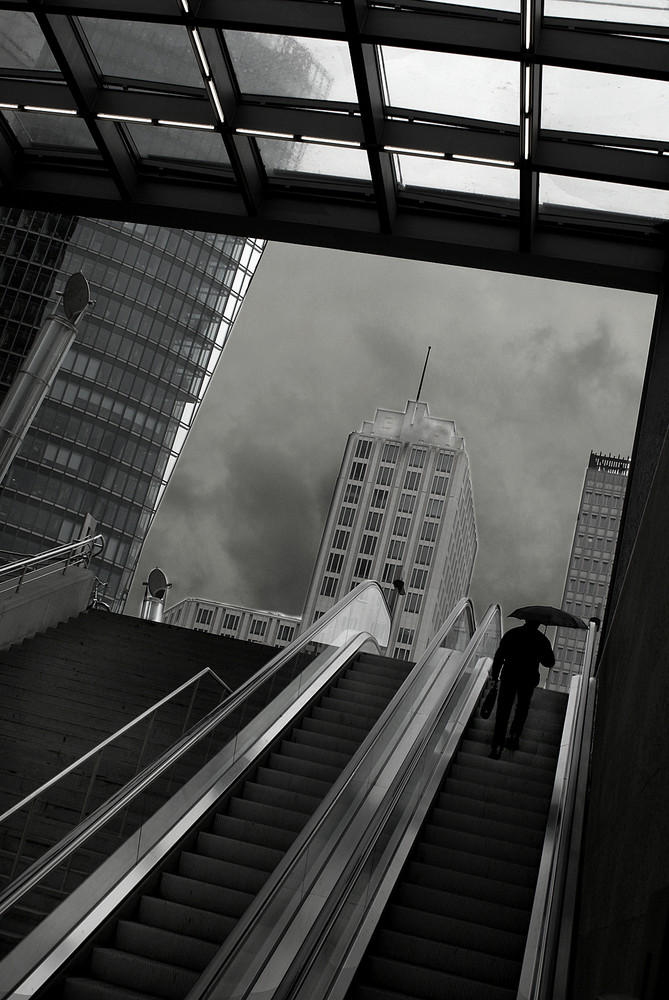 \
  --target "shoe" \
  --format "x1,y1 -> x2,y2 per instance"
489,746 -> 502,759
506,734 -> 519,751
